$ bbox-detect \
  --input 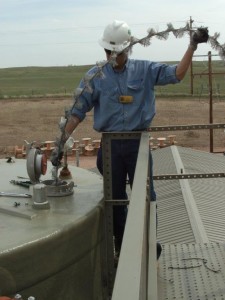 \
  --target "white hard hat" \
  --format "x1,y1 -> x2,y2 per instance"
99,20 -> 131,52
